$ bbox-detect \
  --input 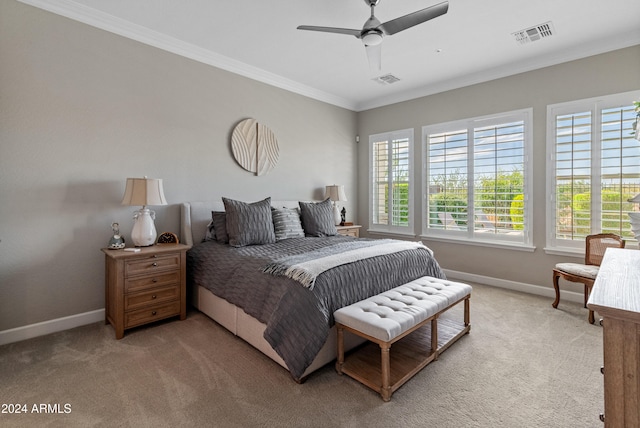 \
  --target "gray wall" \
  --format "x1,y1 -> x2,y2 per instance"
0,1 -> 357,331
357,45 -> 640,291
2,0 -> 639,335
